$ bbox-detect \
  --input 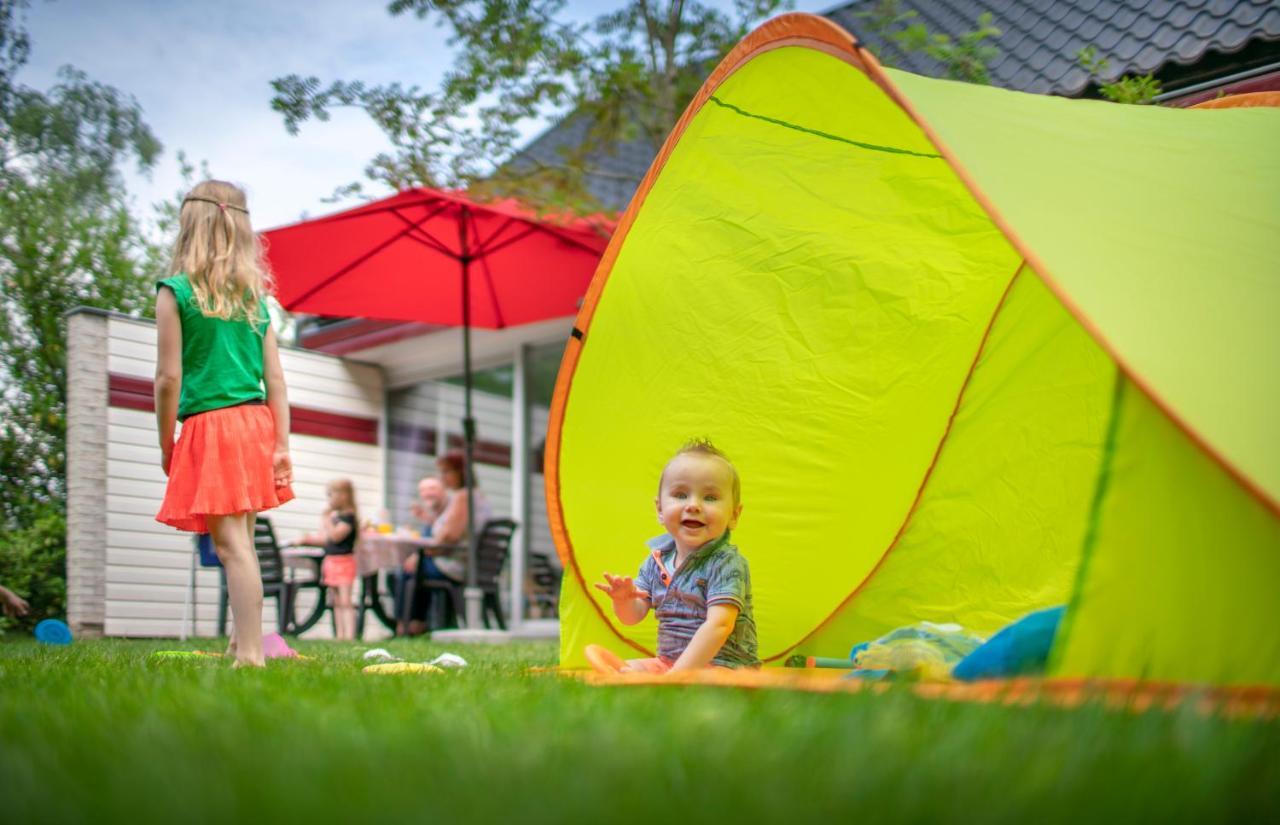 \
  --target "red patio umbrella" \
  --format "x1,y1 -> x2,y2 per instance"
262,187 -> 612,628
